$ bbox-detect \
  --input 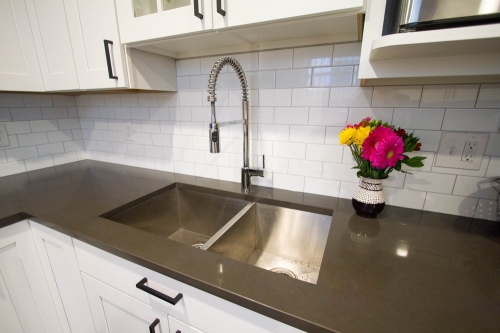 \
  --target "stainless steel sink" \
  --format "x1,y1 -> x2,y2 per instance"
102,183 -> 332,284
103,184 -> 251,247
202,203 -> 331,284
